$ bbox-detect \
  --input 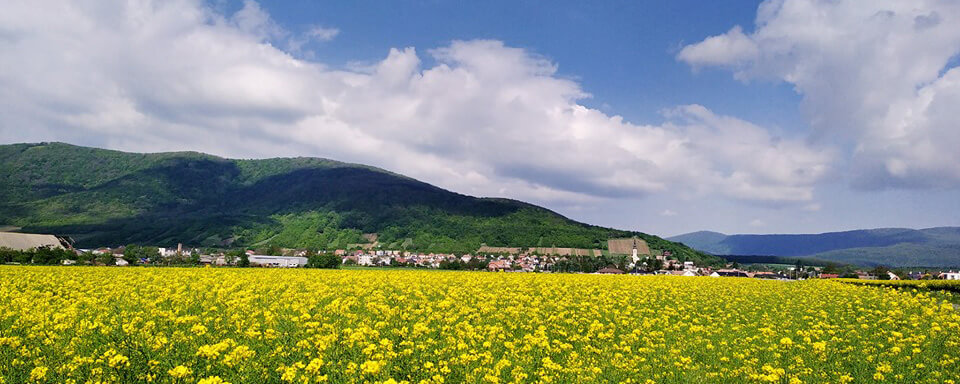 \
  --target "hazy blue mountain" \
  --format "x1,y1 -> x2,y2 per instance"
0,142 -> 717,264
669,228 -> 960,267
